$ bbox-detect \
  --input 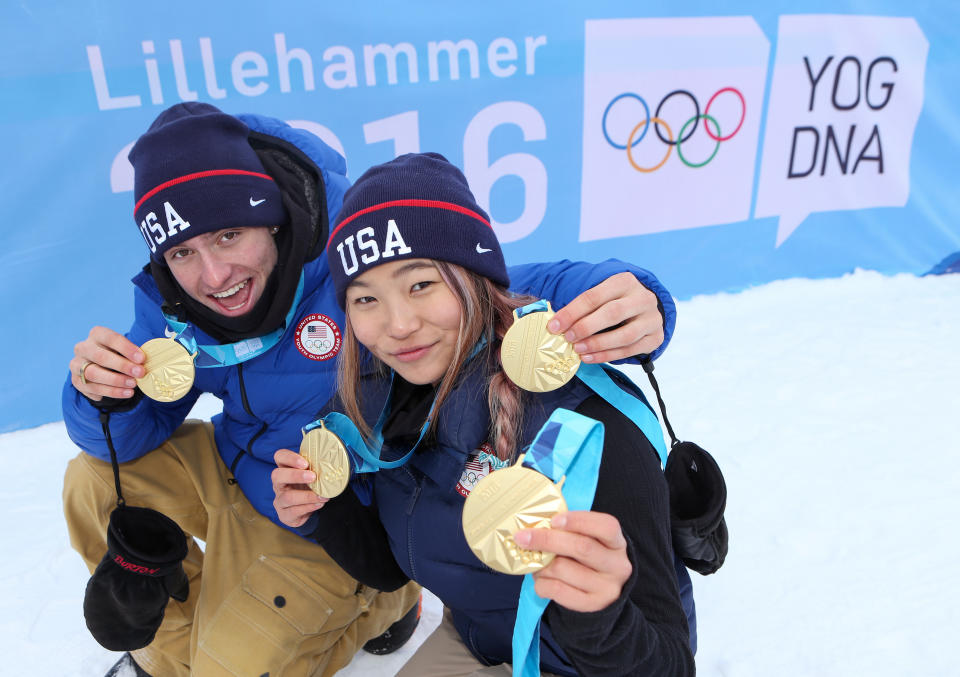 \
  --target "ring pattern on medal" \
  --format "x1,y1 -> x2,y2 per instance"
601,87 -> 746,171
136,338 -> 196,402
